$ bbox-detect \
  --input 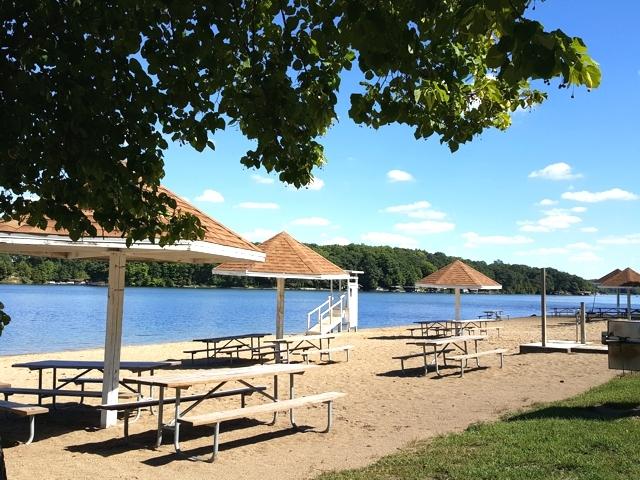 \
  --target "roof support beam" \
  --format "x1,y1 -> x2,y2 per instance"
100,252 -> 126,428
